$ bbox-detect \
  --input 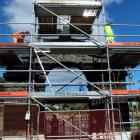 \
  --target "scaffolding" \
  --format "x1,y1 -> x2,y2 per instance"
0,0 -> 140,139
